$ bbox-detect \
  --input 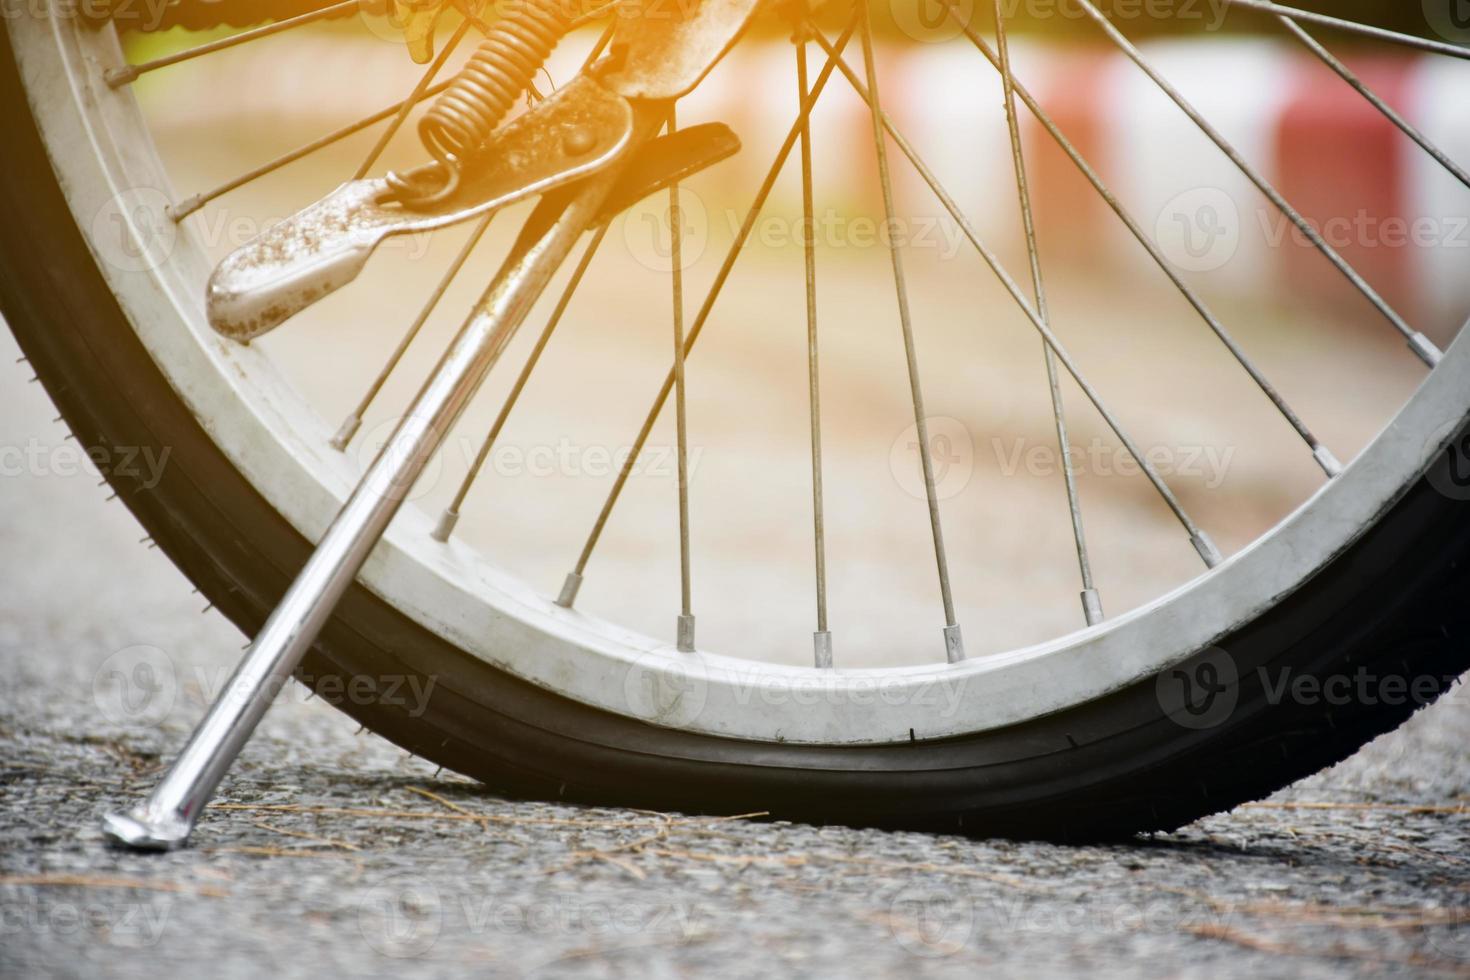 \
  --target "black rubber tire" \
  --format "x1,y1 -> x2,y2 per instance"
3,19 -> 1468,841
